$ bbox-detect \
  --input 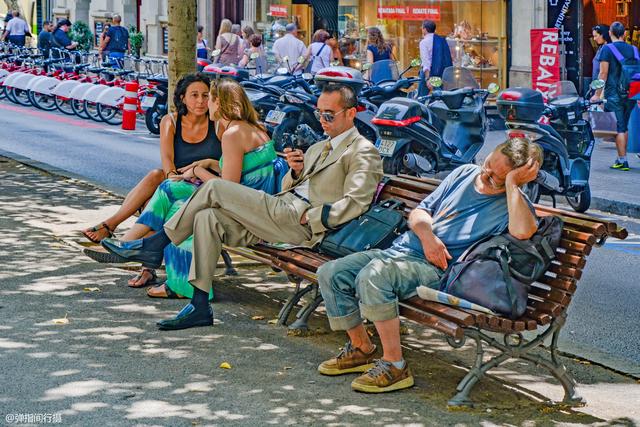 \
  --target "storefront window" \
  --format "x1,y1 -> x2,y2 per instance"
337,0 -> 507,89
